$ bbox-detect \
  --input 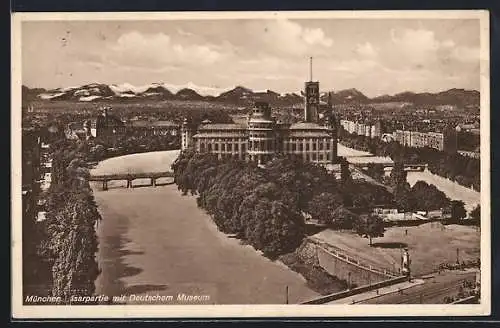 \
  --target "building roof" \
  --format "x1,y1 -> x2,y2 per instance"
248,117 -> 274,124
288,131 -> 331,137
129,120 -> 179,128
193,132 -> 247,138
198,123 -> 247,131
289,122 -> 329,130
